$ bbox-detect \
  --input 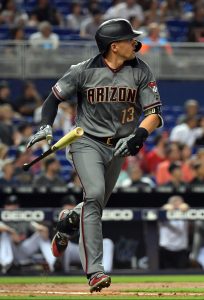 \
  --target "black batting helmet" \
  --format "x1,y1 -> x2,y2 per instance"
95,18 -> 142,55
